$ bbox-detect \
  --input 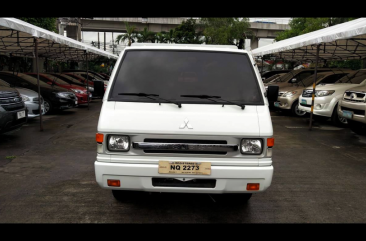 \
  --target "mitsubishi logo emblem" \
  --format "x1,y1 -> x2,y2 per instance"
180,119 -> 193,129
